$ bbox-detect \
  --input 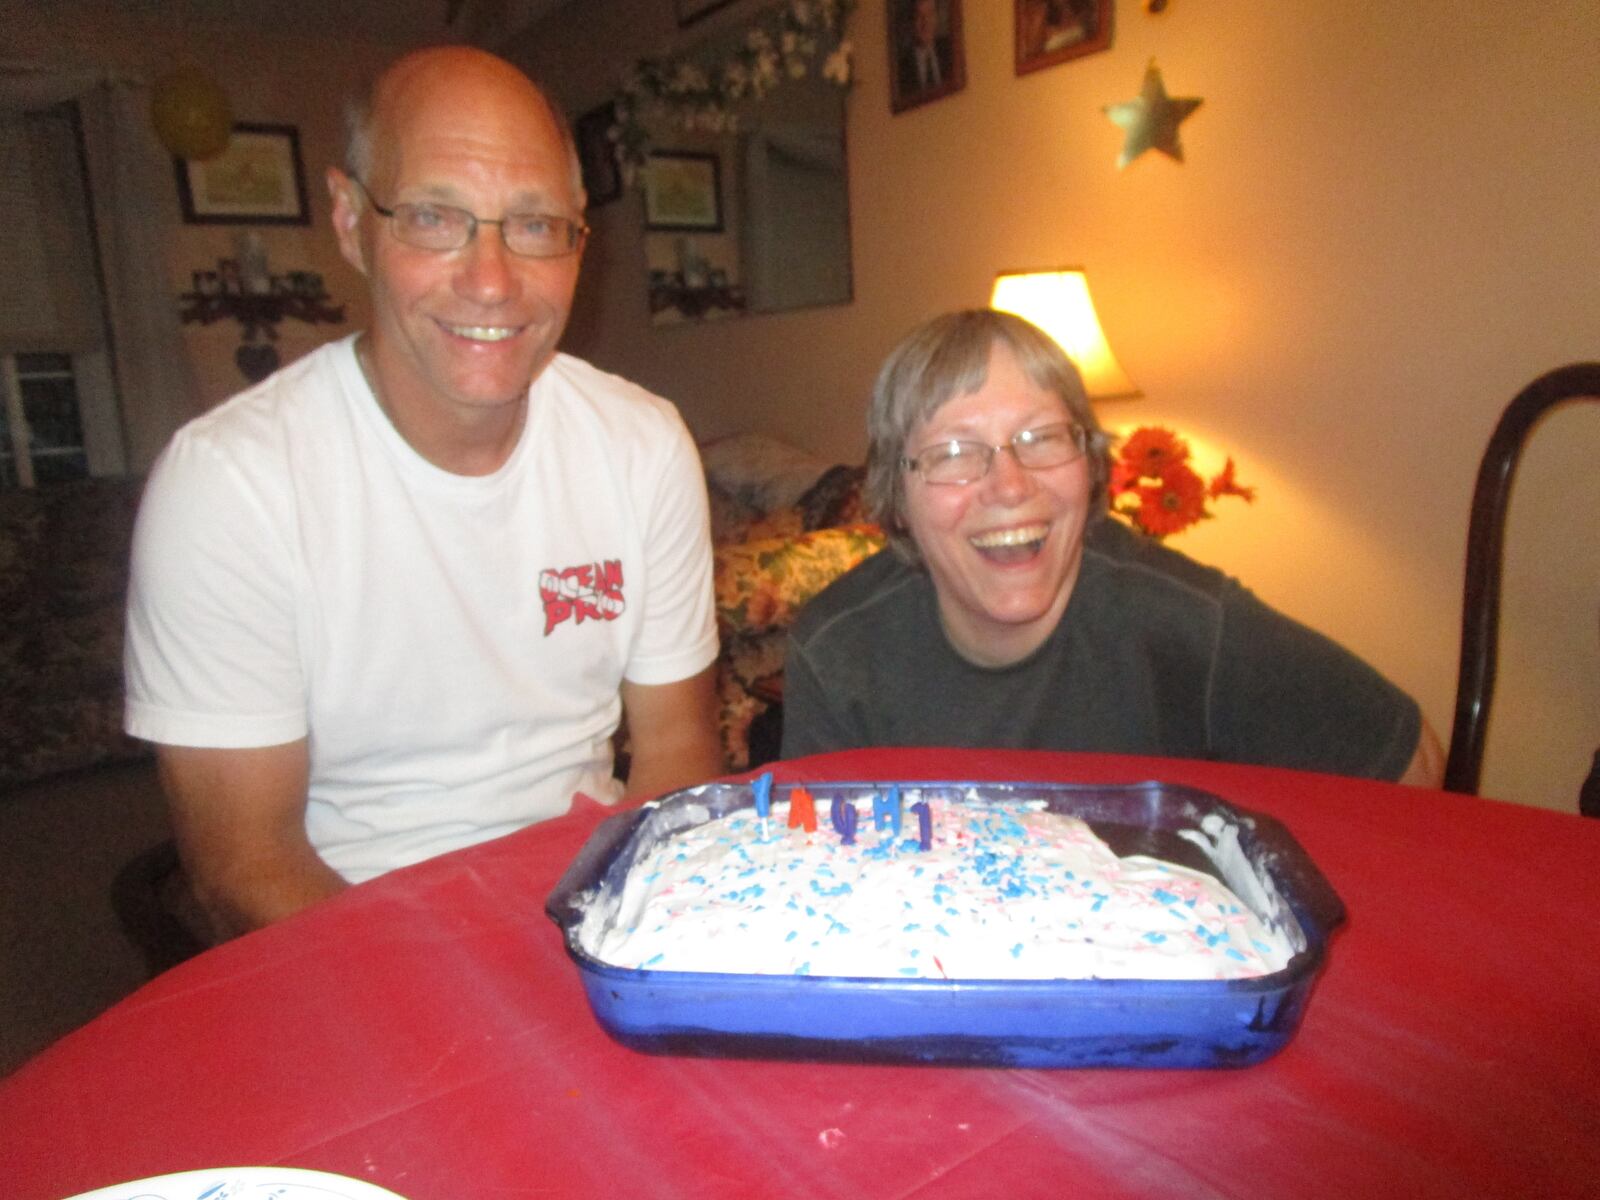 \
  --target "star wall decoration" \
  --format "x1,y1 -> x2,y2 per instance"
1103,59 -> 1203,169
